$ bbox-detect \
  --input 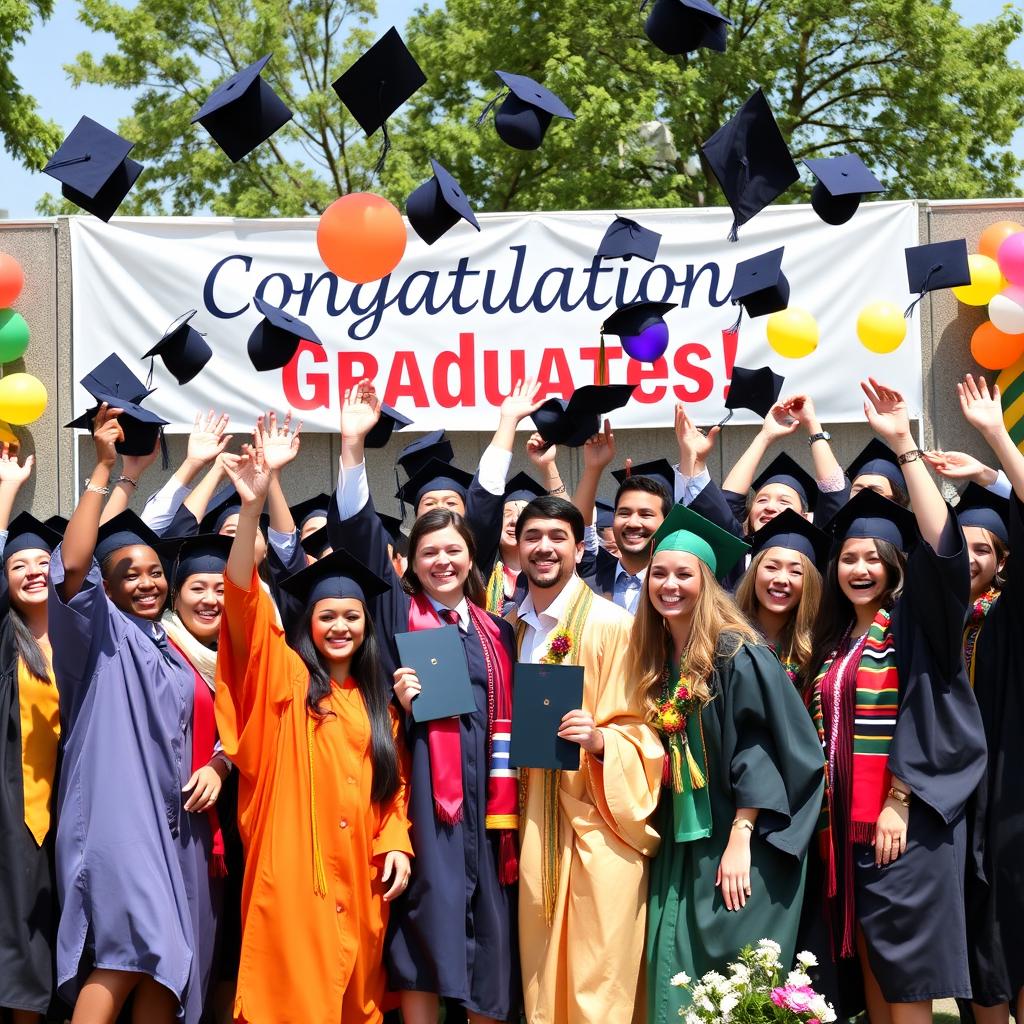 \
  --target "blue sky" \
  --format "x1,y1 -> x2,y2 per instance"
1,0 -> 1020,218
